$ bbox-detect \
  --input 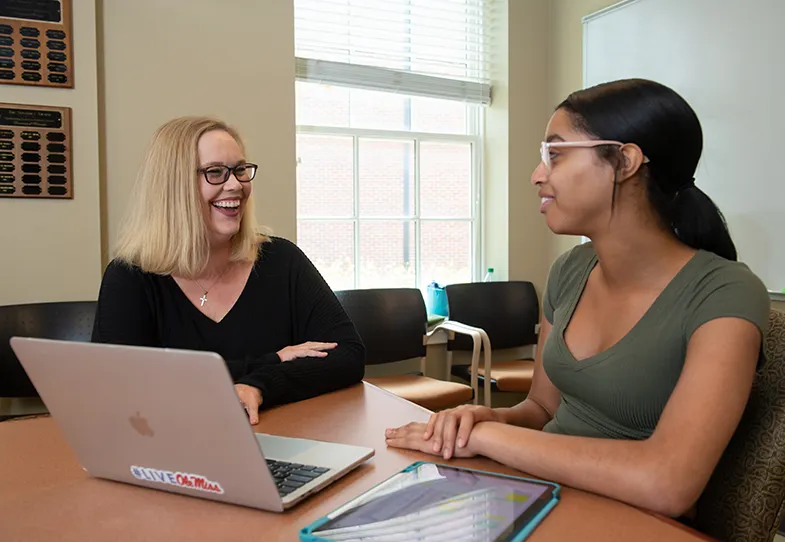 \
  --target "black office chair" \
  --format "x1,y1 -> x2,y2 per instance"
0,301 -> 97,399
445,281 -> 539,405
335,288 -> 483,411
